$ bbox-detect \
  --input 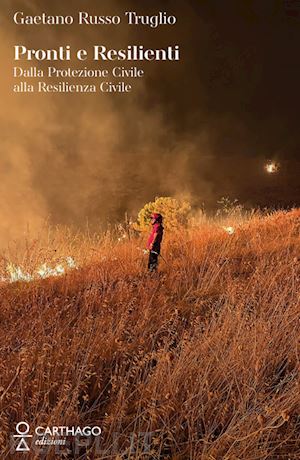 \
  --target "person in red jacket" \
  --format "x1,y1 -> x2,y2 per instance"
147,213 -> 164,272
